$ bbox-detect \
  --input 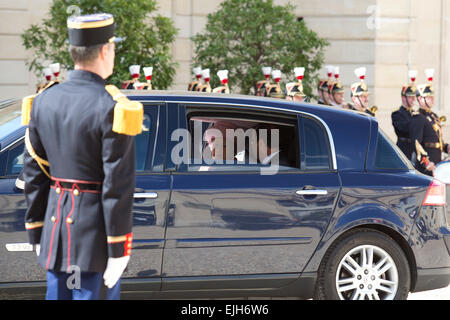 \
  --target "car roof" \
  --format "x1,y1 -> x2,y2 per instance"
125,90 -> 373,121
125,90 -> 375,172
